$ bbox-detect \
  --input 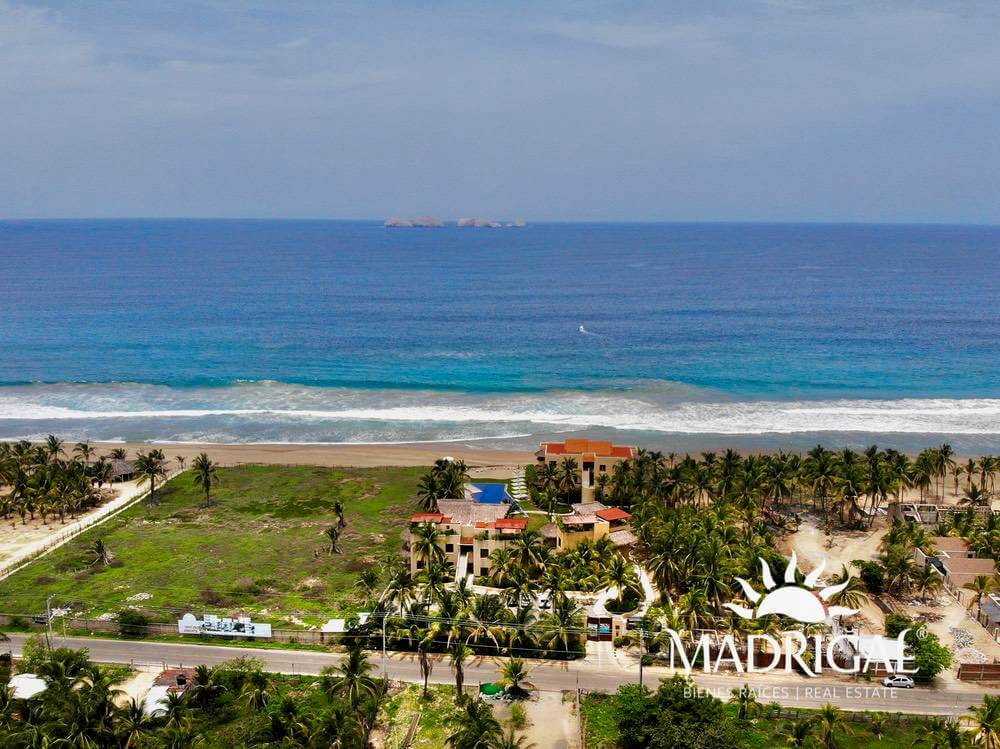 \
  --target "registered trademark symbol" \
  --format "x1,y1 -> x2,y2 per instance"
915,626 -> 928,640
